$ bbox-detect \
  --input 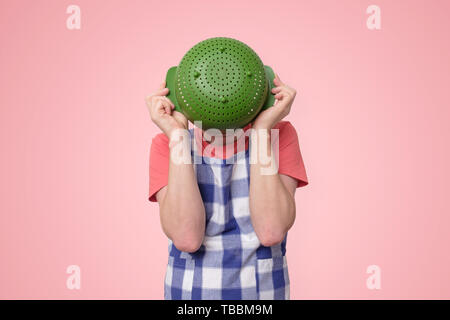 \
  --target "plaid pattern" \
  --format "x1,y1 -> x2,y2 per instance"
164,129 -> 290,300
